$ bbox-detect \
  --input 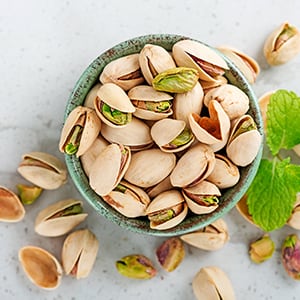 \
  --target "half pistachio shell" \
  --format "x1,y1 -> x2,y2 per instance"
0,186 -> 25,222
59,106 -> 101,157
17,151 -> 67,190
172,39 -> 229,82
102,181 -> 150,218
19,246 -> 63,290
170,144 -> 215,188
235,194 -> 257,227
89,143 -> 131,196
100,53 -> 144,90
83,83 -> 102,108
124,148 -> 176,188
146,190 -> 188,230
62,229 -> 99,279
193,266 -> 236,300
35,199 -> 88,237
